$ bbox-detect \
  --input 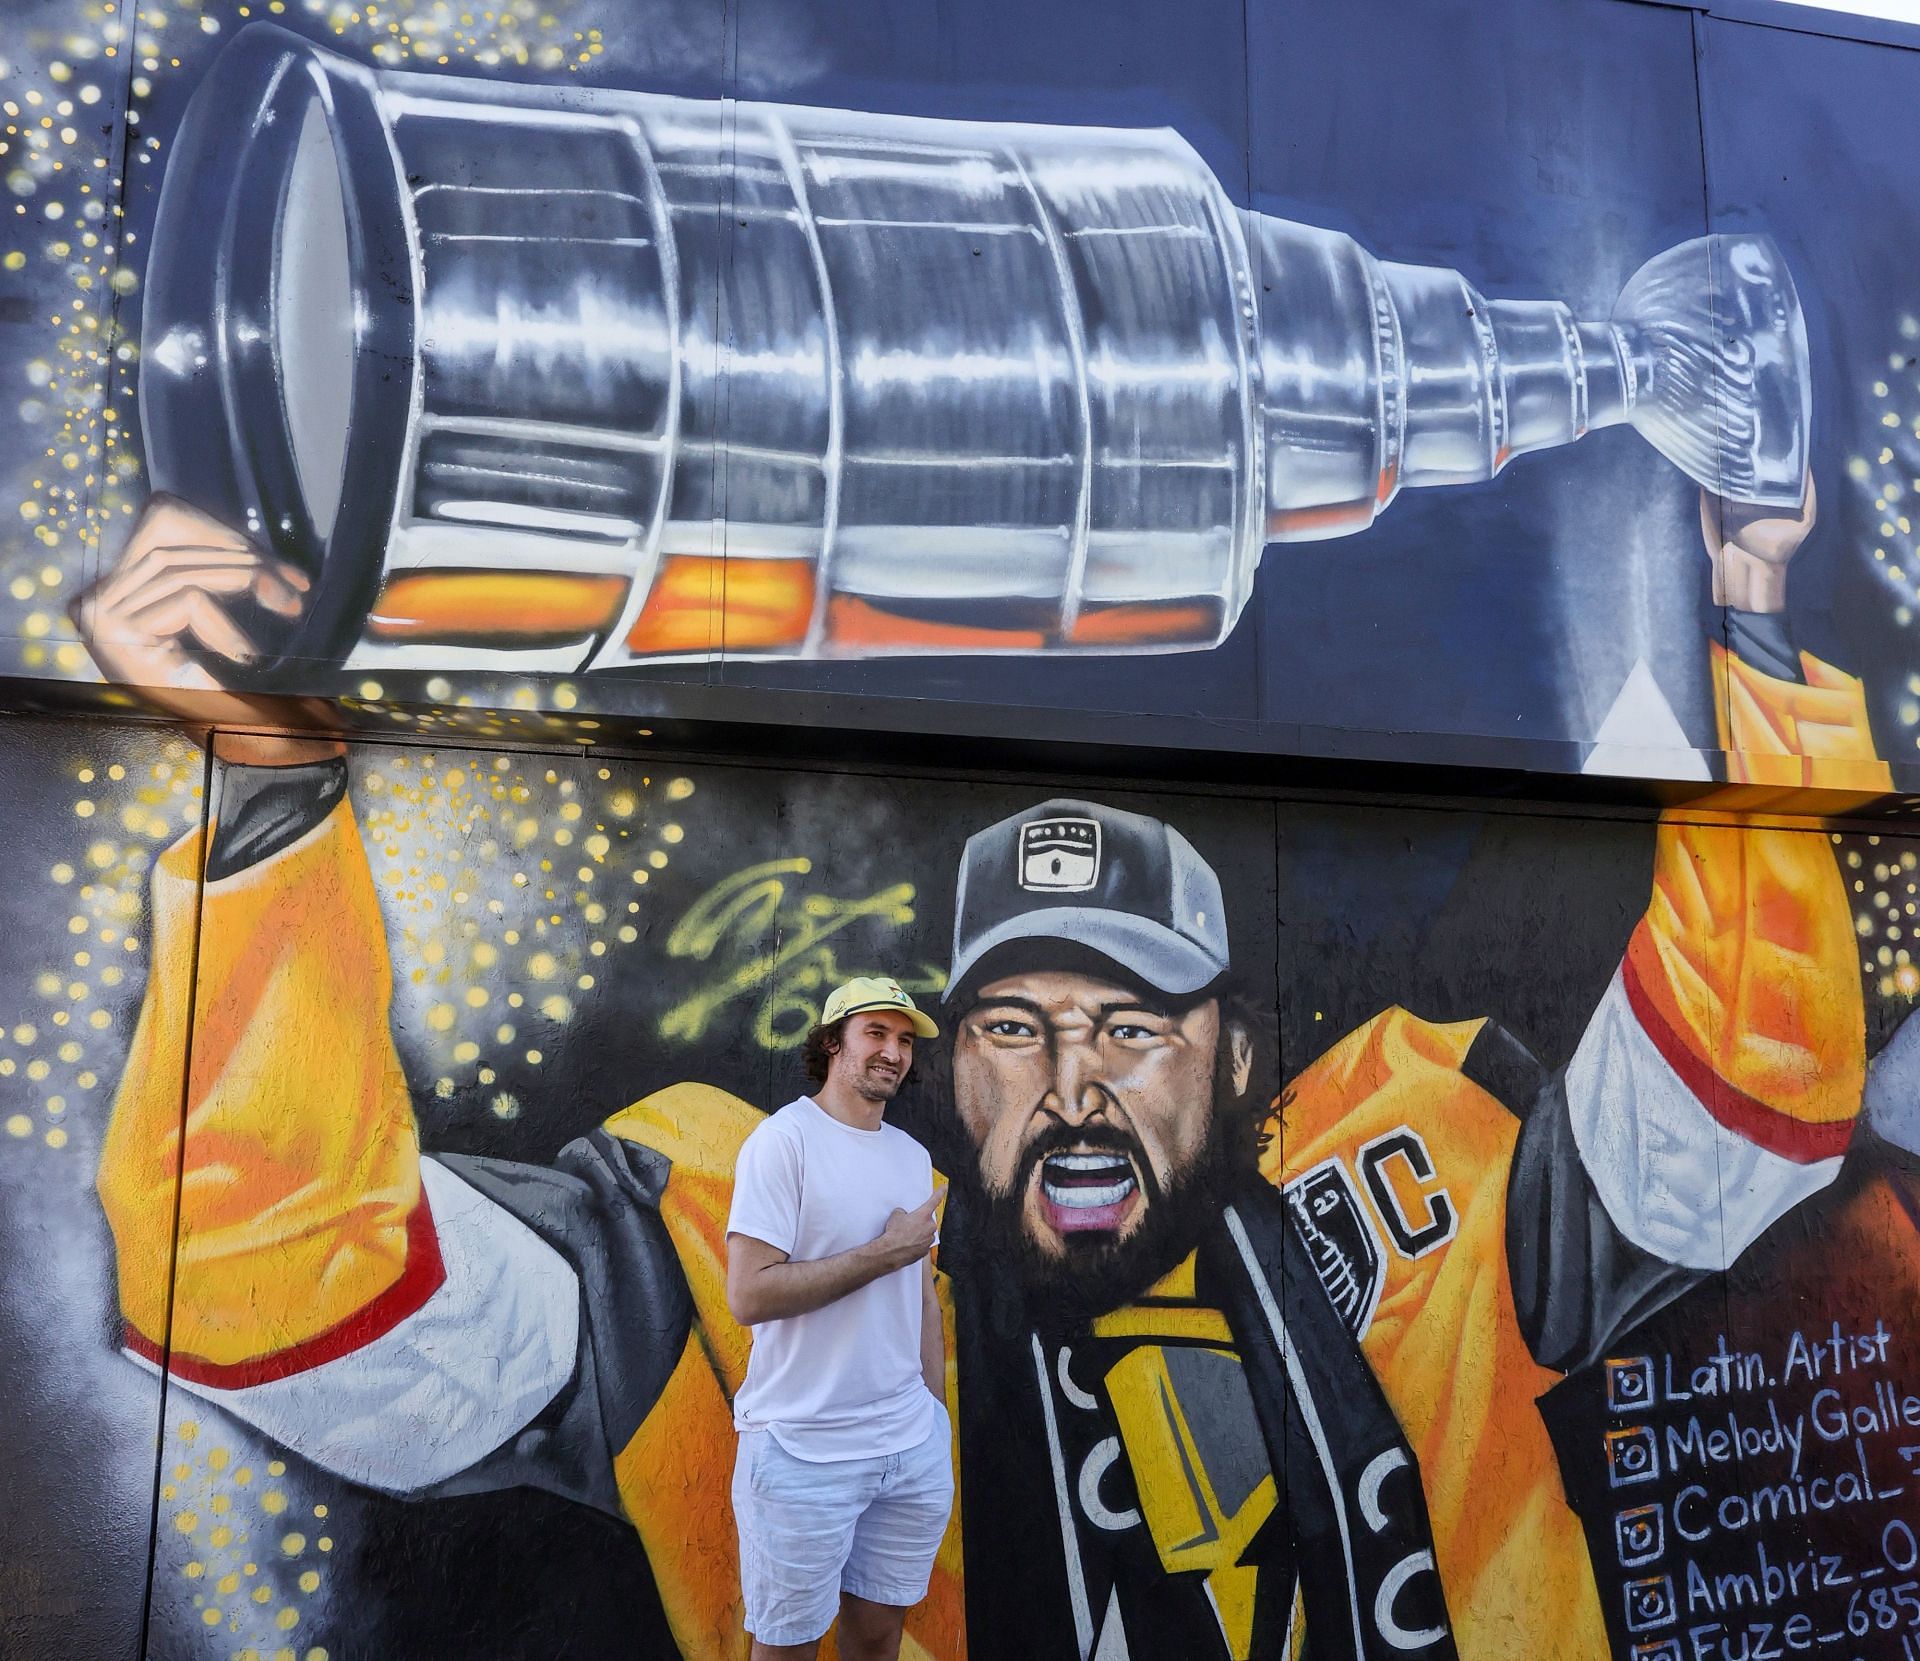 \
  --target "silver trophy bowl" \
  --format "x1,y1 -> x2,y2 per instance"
139,25 -> 1810,676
